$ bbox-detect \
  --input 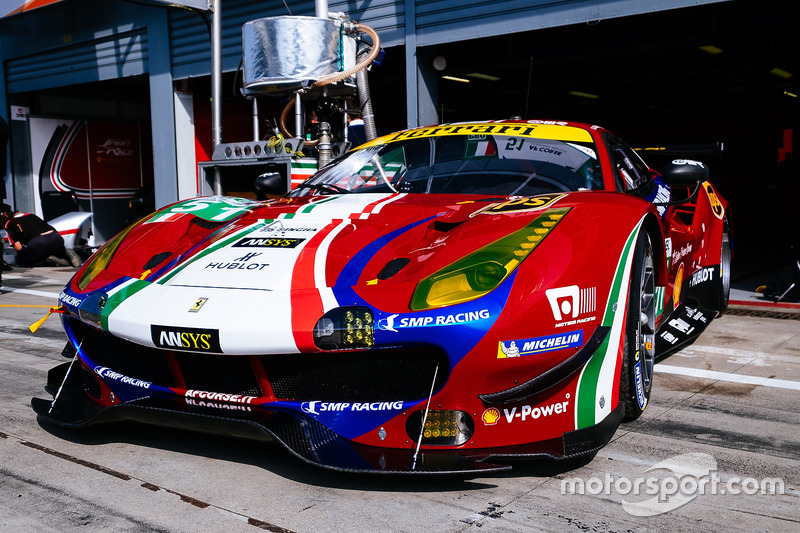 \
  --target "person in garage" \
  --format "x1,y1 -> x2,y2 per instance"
0,208 -> 80,268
